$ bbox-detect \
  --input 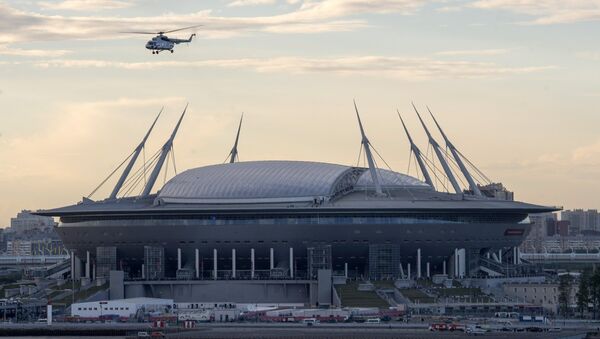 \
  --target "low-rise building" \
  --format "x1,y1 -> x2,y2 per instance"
502,282 -> 577,314
71,297 -> 173,318
9,210 -> 56,234
6,240 -> 33,256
